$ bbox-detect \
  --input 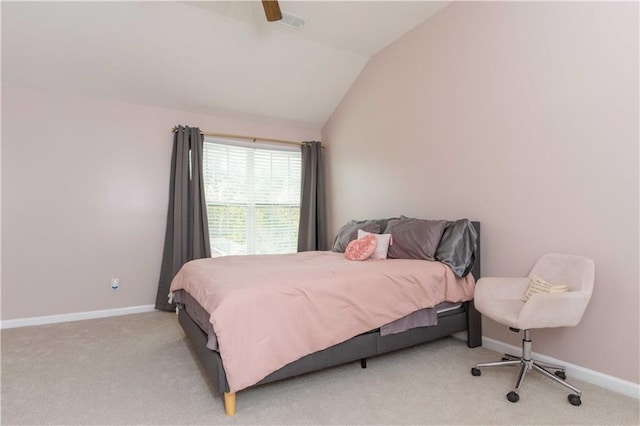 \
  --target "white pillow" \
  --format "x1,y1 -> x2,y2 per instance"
521,275 -> 569,302
358,229 -> 392,259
